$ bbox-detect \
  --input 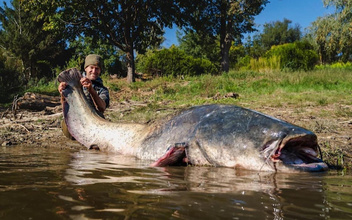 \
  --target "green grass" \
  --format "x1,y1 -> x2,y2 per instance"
25,78 -> 59,96
16,68 -> 352,112
116,69 -> 352,109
